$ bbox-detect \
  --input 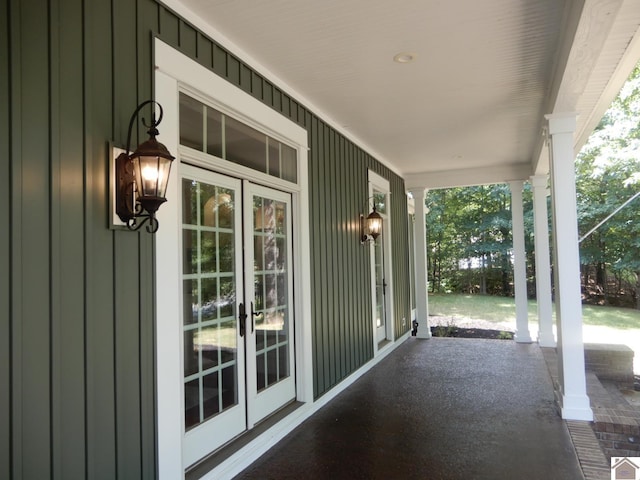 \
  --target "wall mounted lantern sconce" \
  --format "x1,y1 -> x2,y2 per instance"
360,205 -> 382,244
114,100 -> 175,233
